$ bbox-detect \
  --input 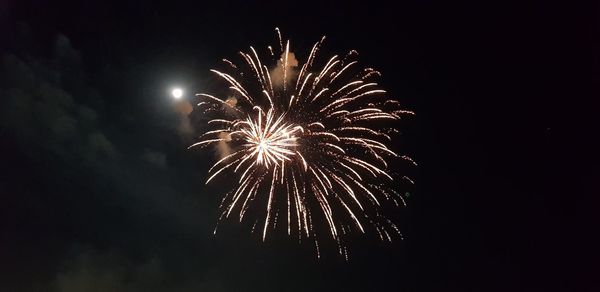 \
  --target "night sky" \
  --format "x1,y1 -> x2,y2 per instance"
0,1 -> 596,291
